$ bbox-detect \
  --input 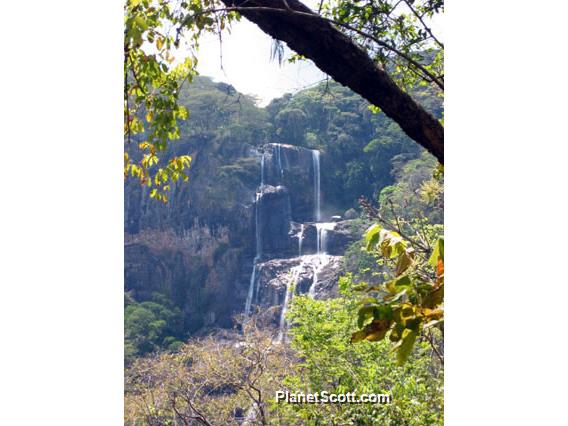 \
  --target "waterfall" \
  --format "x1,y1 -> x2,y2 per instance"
298,224 -> 304,256
244,155 -> 265,317
315,222 -> 335,255
254,265 -> 264,304
312,150 -> 321,222
275,143 -> 284,180
246,145 -> 333,321
260,154 -> 265,187
308,261 -> 319,298
255,192 -> 262,255
277,265 -> 301,342
244,262 -> 258,317
309,222 -> 336,298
